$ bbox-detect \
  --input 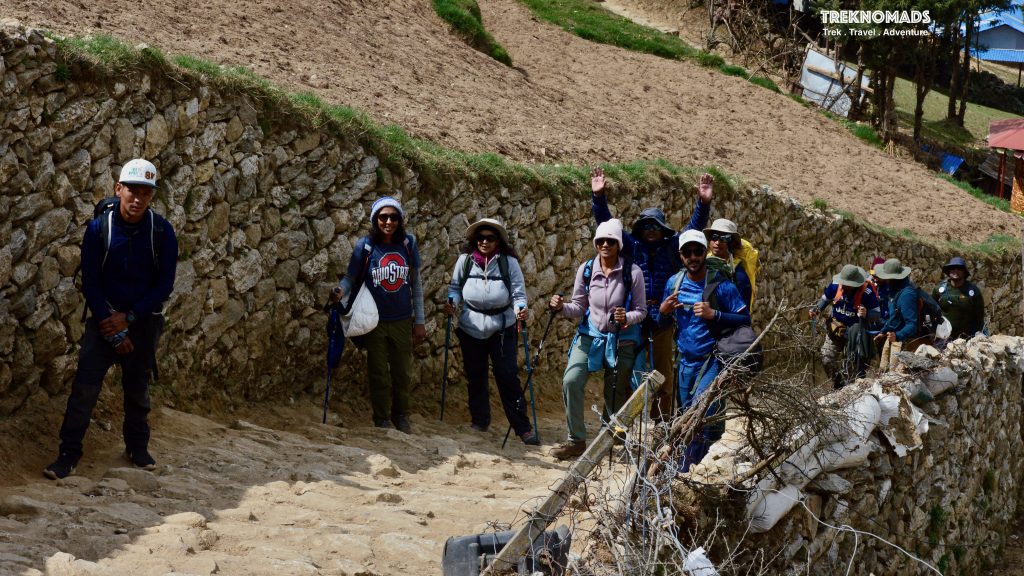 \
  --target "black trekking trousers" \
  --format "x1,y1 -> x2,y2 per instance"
456,325 -> 531,436
58,315 -> 164,460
